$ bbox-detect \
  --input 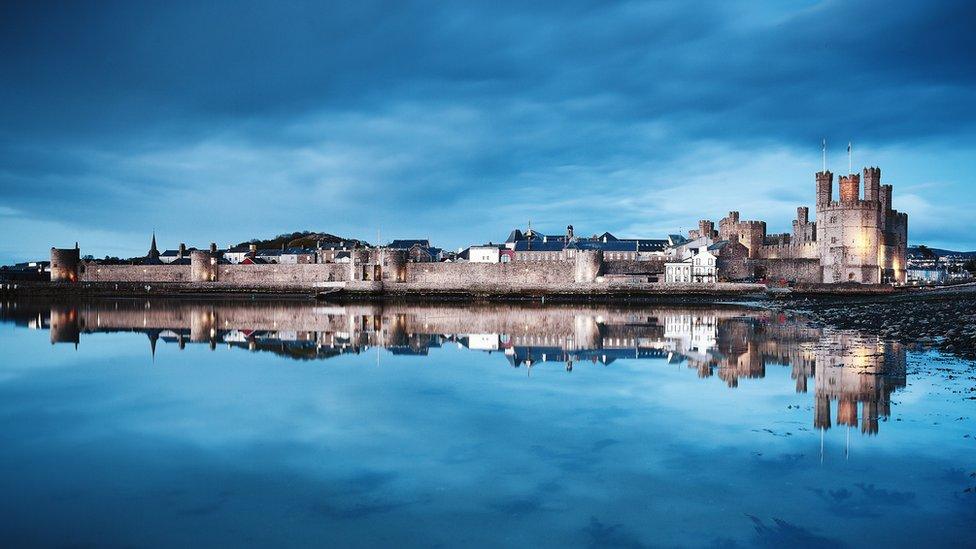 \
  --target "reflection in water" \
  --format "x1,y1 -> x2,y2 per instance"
2,299 -> 906,436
